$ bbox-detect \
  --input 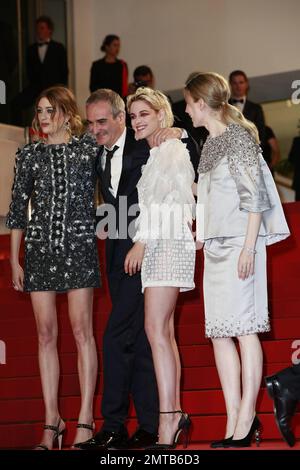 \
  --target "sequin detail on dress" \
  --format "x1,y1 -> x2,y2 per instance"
6,135 -> 101,292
